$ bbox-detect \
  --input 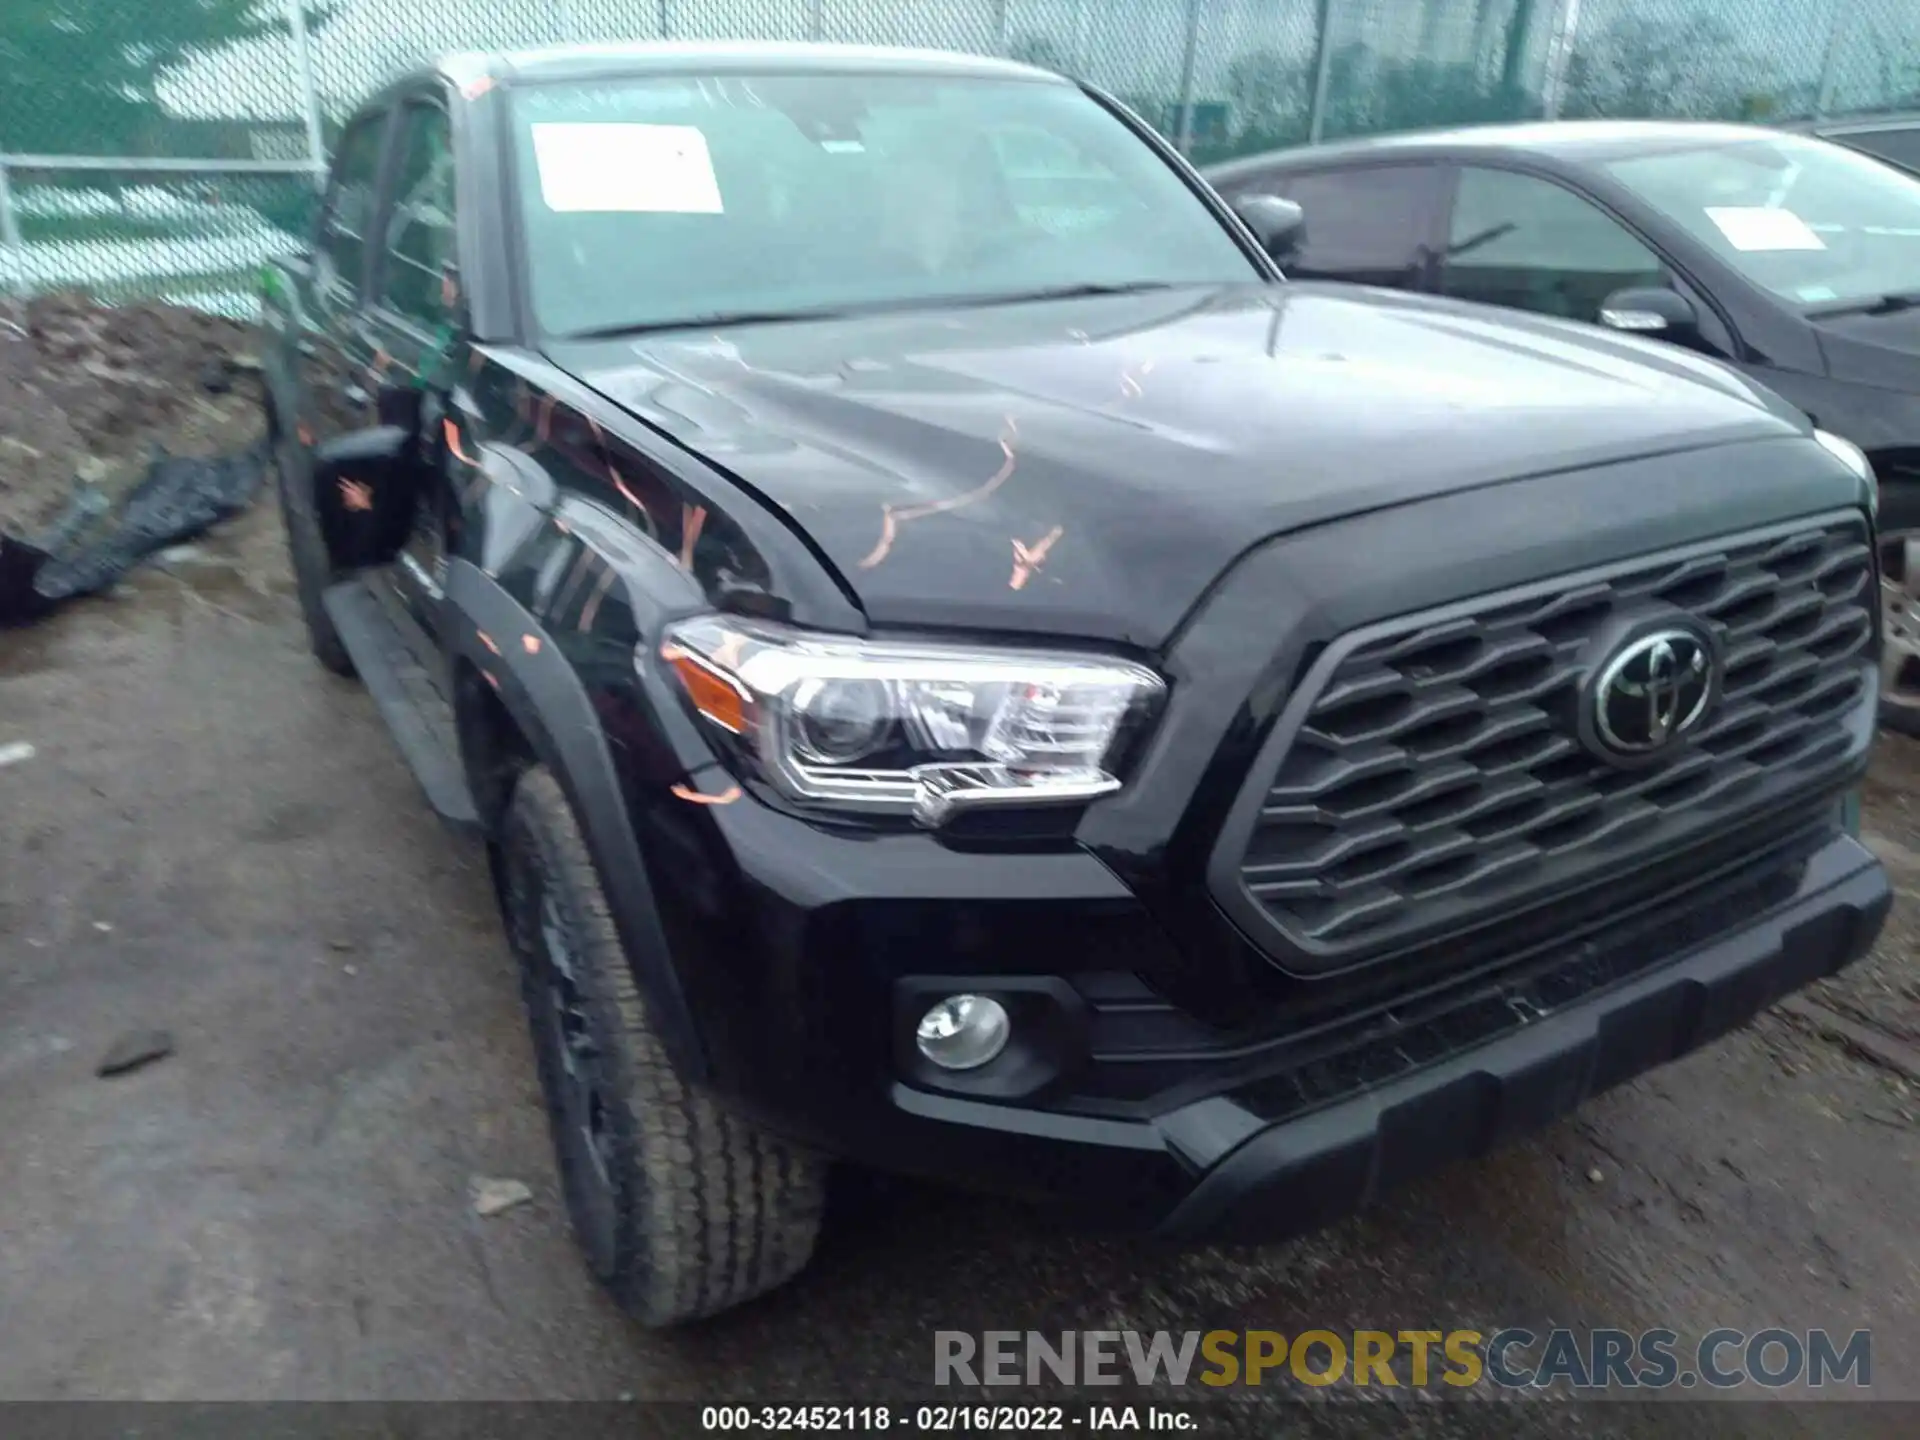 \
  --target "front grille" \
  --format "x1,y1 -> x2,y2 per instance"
1226,514 -> 1874,967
